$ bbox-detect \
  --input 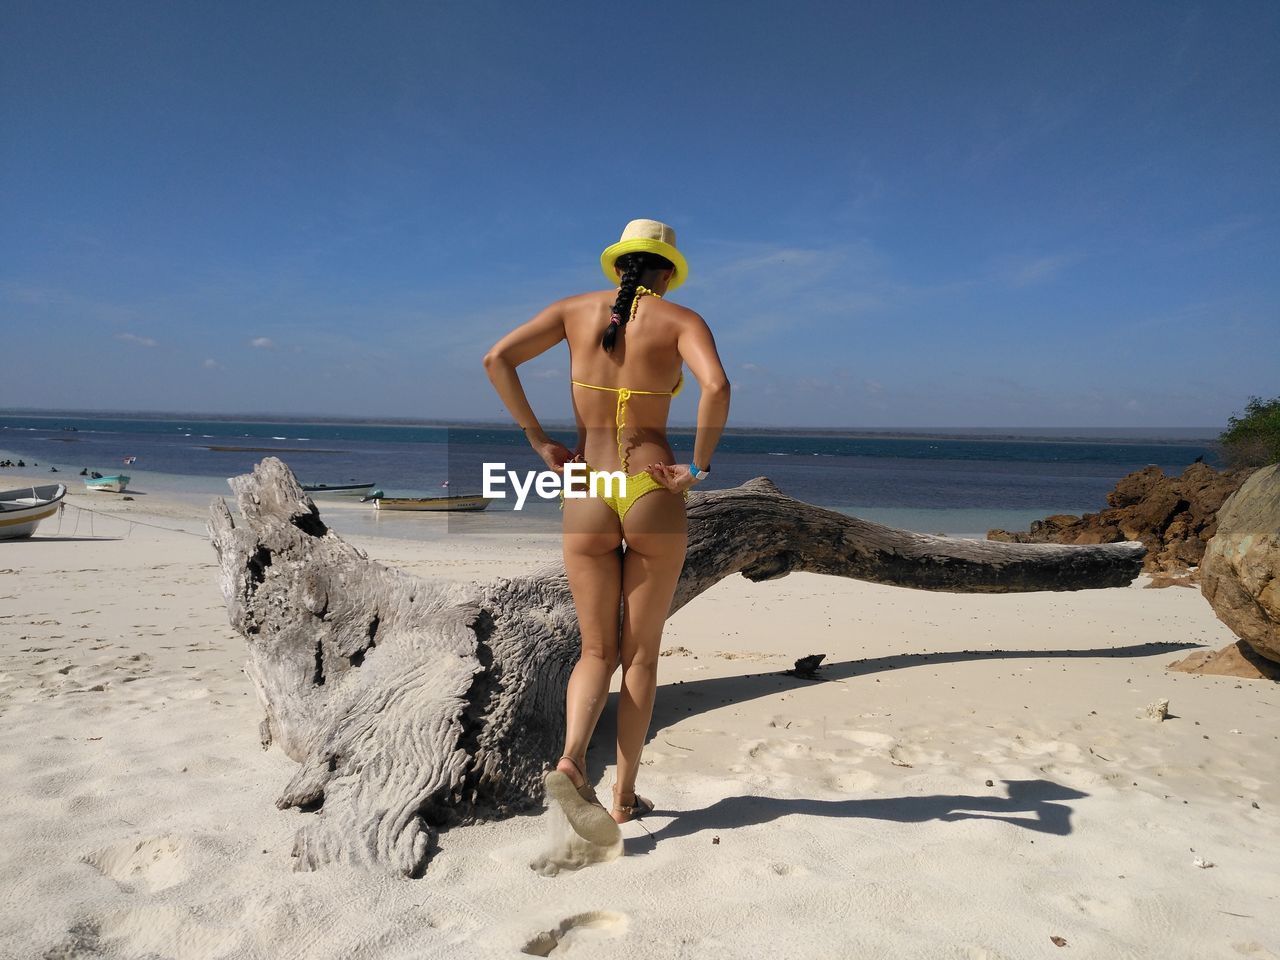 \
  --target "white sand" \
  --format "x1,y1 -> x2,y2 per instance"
2,477 -> 1278,959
